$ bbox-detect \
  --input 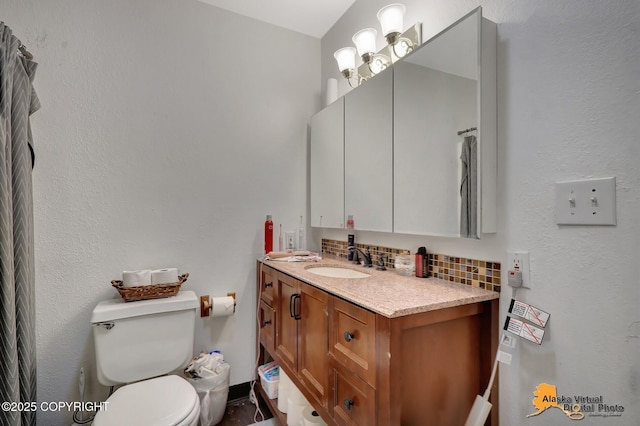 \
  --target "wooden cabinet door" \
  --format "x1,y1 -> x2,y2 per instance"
298,282 -> 330,408
276,272 -> 299,372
